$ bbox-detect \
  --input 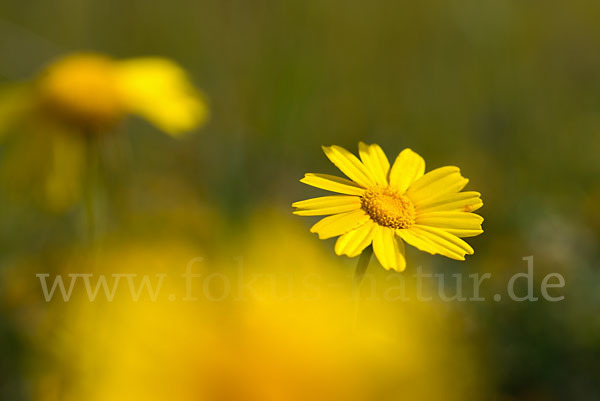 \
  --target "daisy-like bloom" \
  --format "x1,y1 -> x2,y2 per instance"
293,143 -> 483,272
35,53 -> 208,134
0,52 -> 208,210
